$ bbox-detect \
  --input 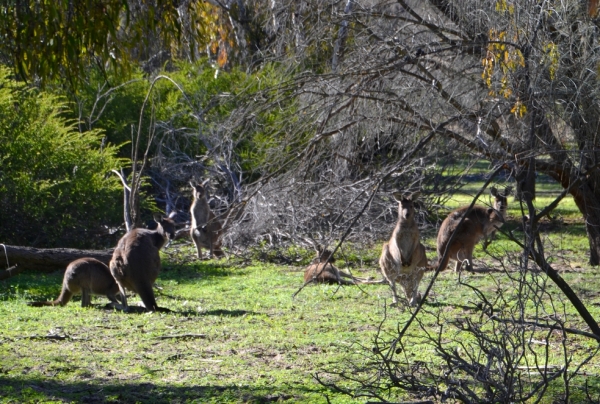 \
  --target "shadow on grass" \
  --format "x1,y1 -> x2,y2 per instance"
0,259 -> 245,302
160,260 -> 247,285
0,375 -> 316,403
93,302 -> 258,318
